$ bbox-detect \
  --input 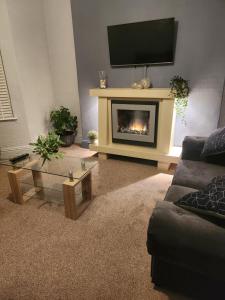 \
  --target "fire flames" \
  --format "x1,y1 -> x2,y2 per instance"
130,119 -> 147,132
118,118 -> 148,135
